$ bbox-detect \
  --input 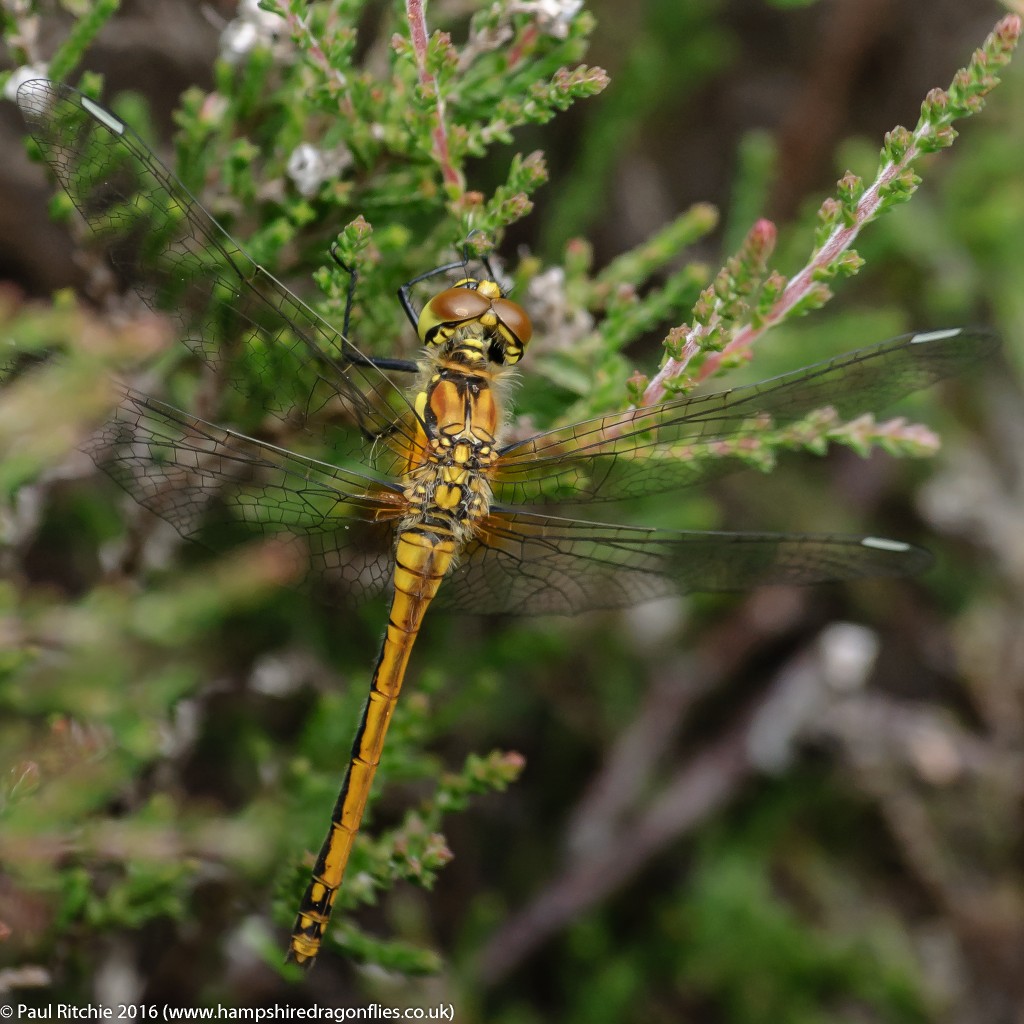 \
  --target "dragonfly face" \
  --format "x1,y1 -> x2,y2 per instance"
14,78 -> 996,969
417,278 -> 533,366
